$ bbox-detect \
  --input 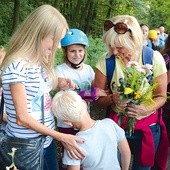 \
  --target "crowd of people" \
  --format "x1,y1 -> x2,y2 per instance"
140,24 -> 168,51
0,4 -> 170,170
